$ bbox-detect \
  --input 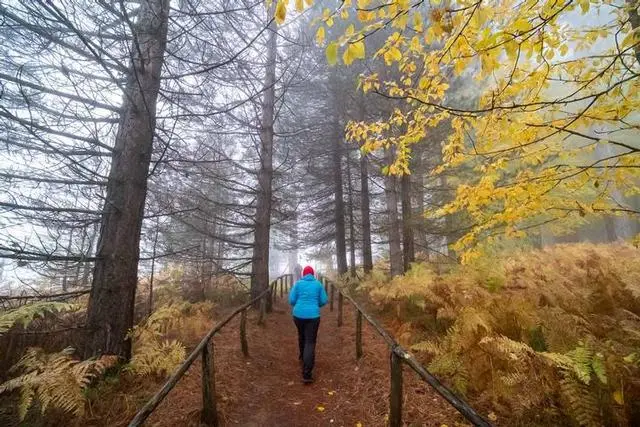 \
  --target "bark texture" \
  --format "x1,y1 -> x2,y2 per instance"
401,173 -> 415,272
85,0 -> 170,359
250,9 -> 277,309
360,151 -> 373,273
385,149 -> 403,277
